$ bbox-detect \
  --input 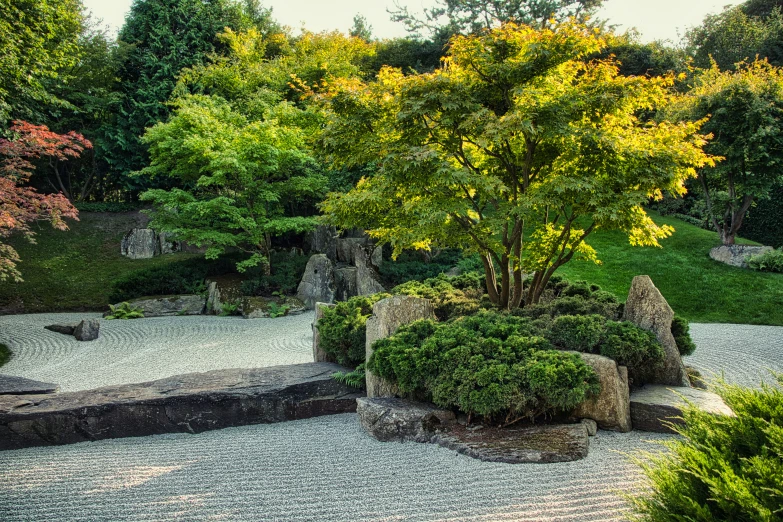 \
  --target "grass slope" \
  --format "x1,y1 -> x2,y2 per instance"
0,212 -> 200,313
557,212 -> 783,325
